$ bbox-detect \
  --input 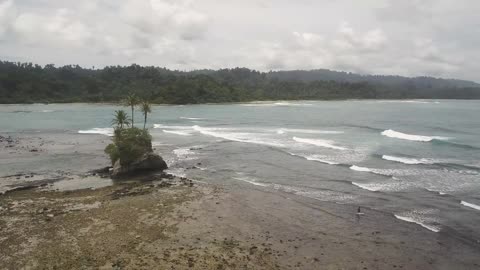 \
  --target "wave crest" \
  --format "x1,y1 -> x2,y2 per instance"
350,165 -> 372,172
461,201 -> 480,211
193,125 -> 285,147
293,137 -> 347,150
78,128 -> 113,136
288,153 -> 339,165
163,130 -> 192,136
394,209 -> 441,232
381,129 -> 448,142
382,155 -> 435,165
